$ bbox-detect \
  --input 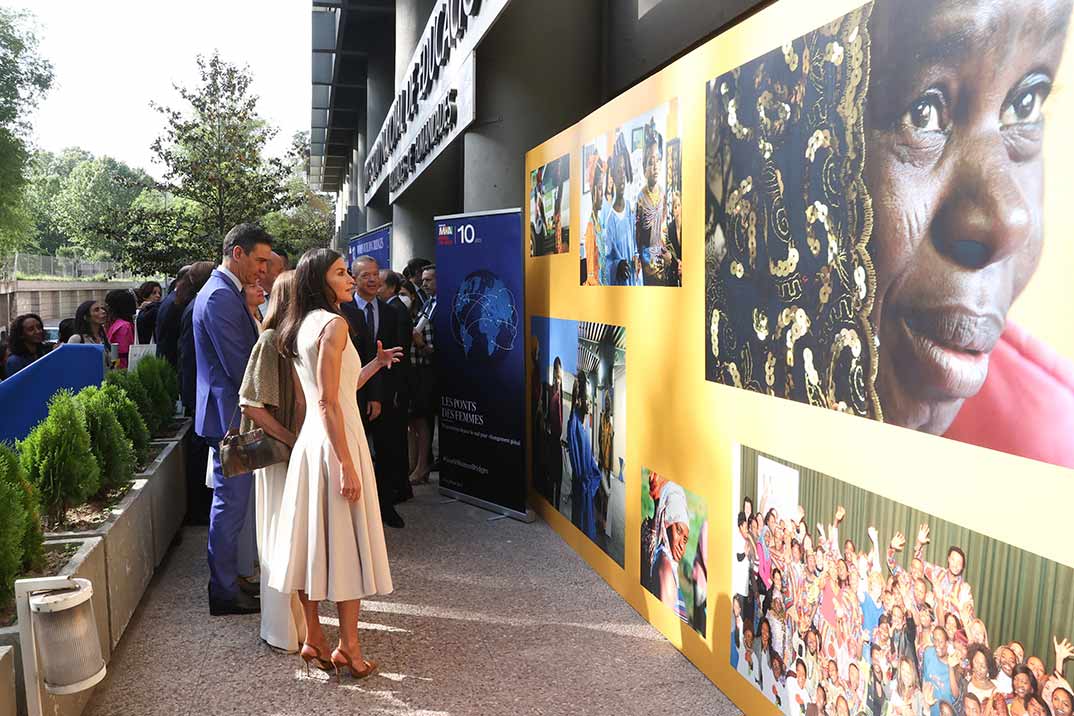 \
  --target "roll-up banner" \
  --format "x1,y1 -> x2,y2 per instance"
347,223 -> 392,272
433,208 -> 531,521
